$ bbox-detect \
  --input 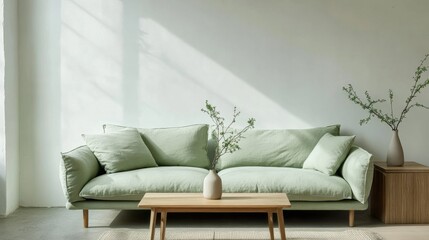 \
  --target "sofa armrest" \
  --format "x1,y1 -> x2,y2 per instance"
59,145 -> 101,203
340,146 -> 374,204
